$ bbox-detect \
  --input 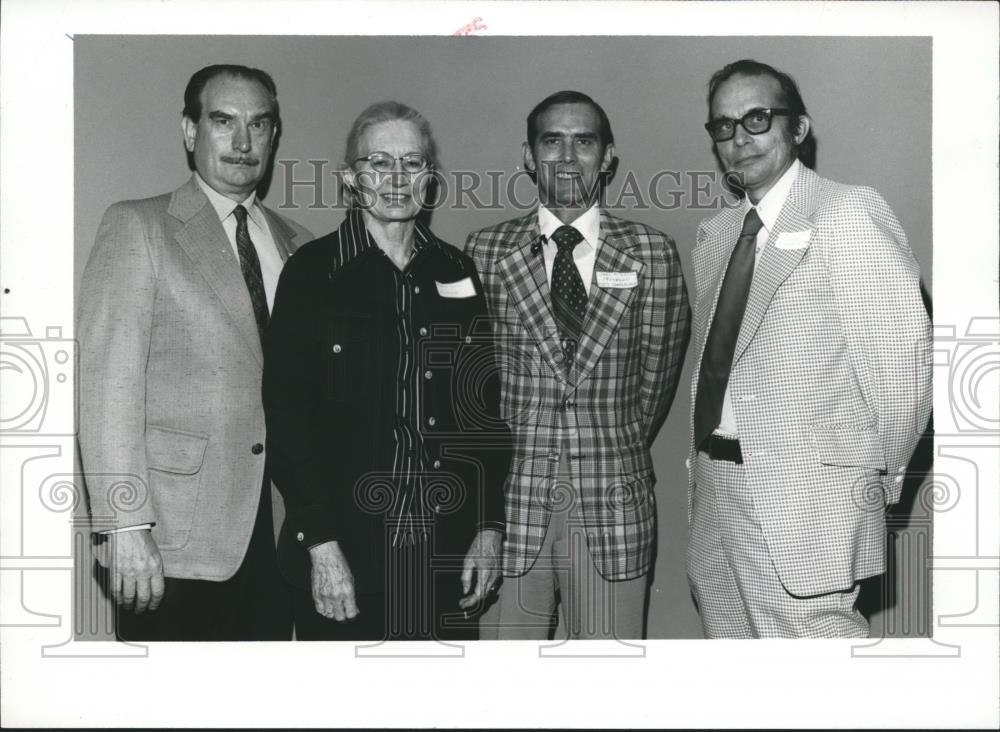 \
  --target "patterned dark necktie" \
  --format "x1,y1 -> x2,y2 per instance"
233,204 -> 269,343
693,207 -> 764,448
549,224 -> 588,360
